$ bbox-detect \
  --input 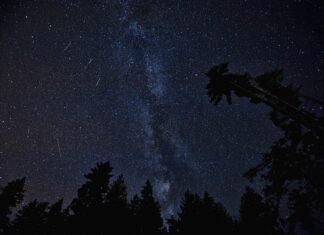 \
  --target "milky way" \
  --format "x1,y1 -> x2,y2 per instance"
0,0 -> 323,217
